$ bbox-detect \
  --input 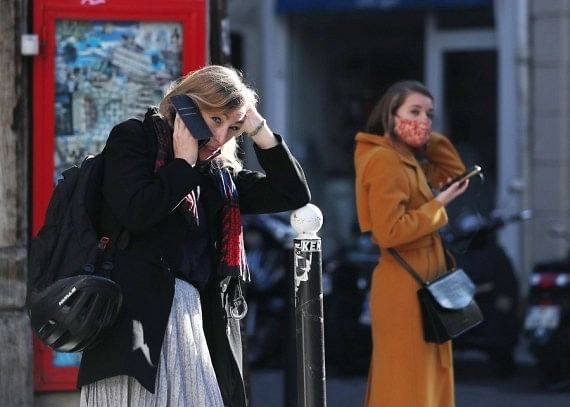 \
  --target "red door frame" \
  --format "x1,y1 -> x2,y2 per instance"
32,0 -> 206,391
